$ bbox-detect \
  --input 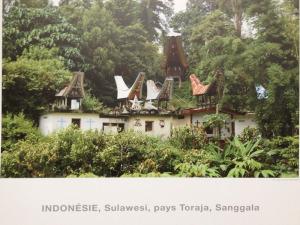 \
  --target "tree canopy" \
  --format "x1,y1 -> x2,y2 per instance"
2,0 -> 299,137
171,0 -> 299,137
